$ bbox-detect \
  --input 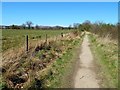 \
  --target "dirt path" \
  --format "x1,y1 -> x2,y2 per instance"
74,34 -> 100,88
